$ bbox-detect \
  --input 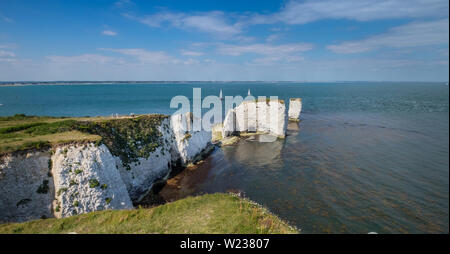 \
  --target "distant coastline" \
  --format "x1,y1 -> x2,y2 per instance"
0,81 -> 299,86
0,81 -> 447,87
